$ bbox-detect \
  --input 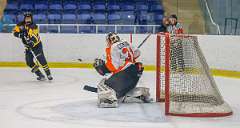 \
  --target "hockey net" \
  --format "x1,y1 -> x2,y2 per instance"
156,33 -> 232,117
